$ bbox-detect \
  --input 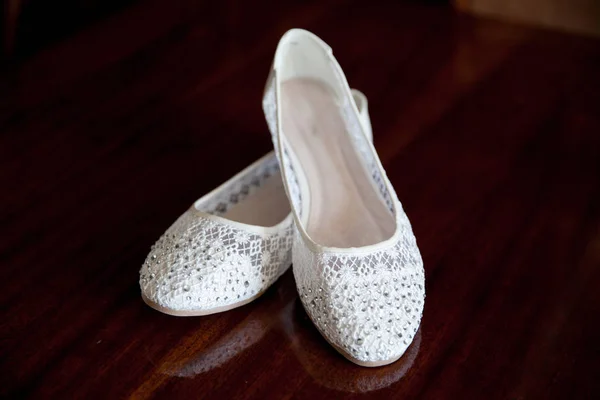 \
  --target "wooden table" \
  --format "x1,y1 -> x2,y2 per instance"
1,1 -> 599,398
